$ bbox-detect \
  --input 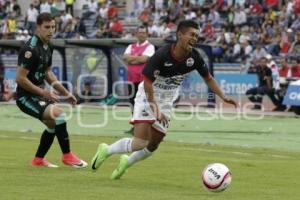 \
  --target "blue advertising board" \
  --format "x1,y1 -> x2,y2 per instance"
283,80 -> 300,106
181,71 -> 257,96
